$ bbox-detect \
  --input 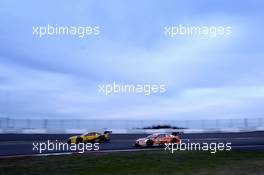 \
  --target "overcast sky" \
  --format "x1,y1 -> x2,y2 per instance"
0,0 -> 263,120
